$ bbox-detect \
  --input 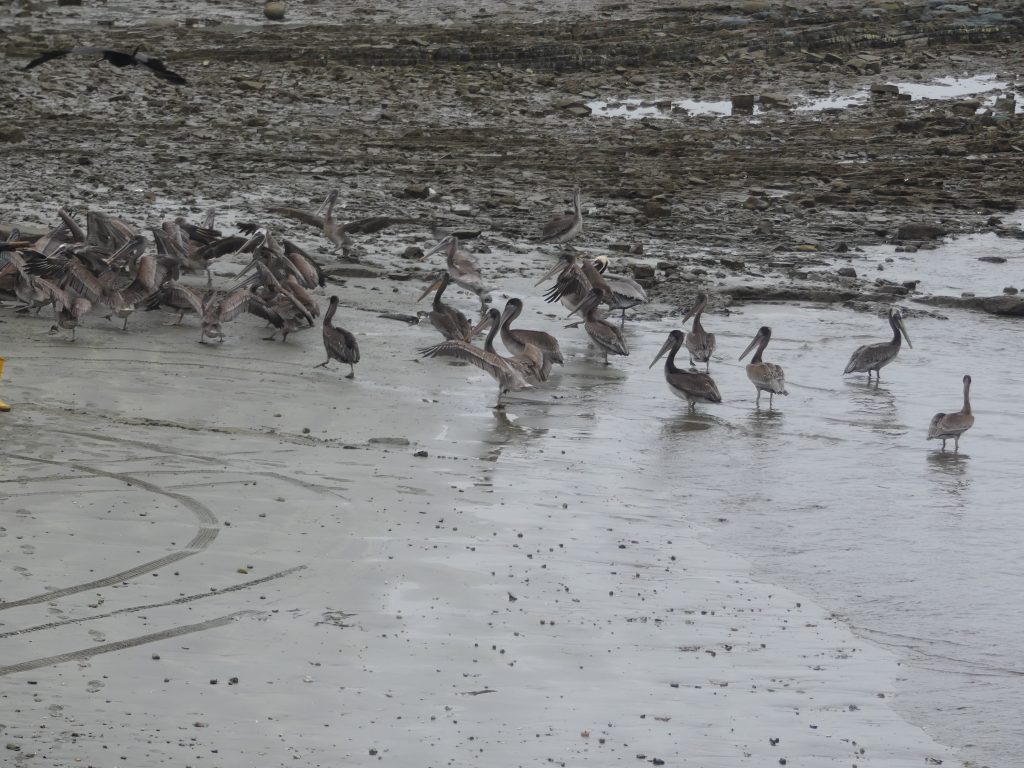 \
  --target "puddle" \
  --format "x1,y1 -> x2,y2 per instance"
589,75 -> 1020,121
